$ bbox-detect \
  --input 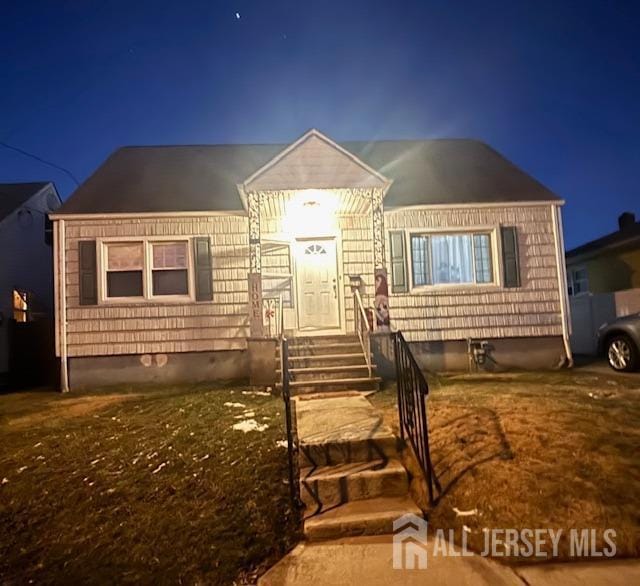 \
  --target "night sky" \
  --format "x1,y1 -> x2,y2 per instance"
1,0 -> 639,249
